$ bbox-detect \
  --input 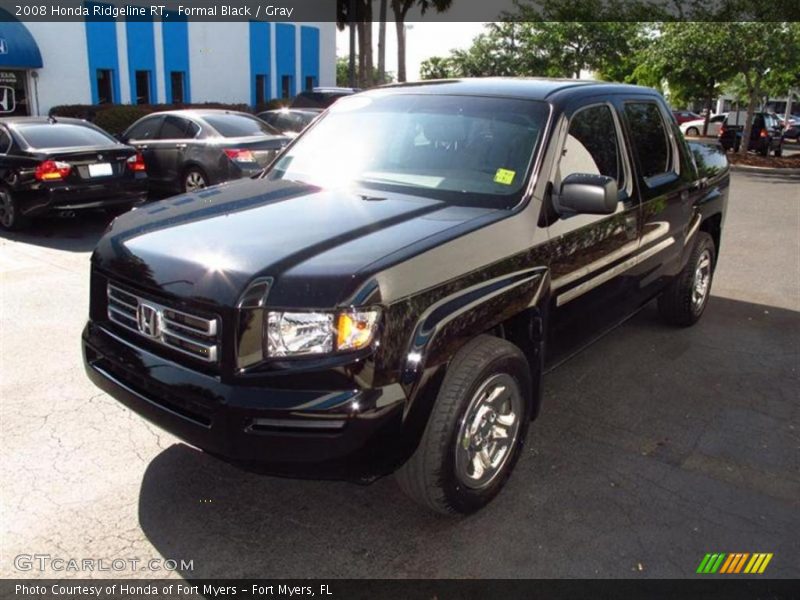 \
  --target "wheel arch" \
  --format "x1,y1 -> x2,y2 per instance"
396,266 -> 550,455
